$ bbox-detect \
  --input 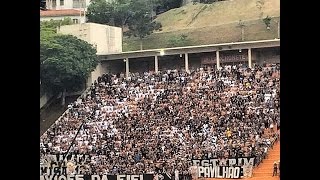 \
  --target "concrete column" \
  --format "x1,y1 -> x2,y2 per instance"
184,53 -> 189,73
125,58 -> 129,79
248,48 -> 252,68
155,55 -> 159,73
277,20 -> 280,39
216,50 -> 220,69
56,0 -> 60,9
47,0 -> 52,9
